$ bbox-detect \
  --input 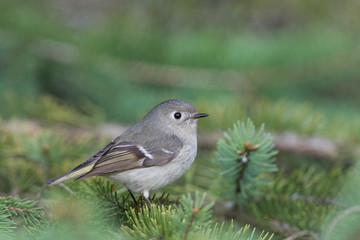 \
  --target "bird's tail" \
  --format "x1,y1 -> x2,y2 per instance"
46,163 -> 95,186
